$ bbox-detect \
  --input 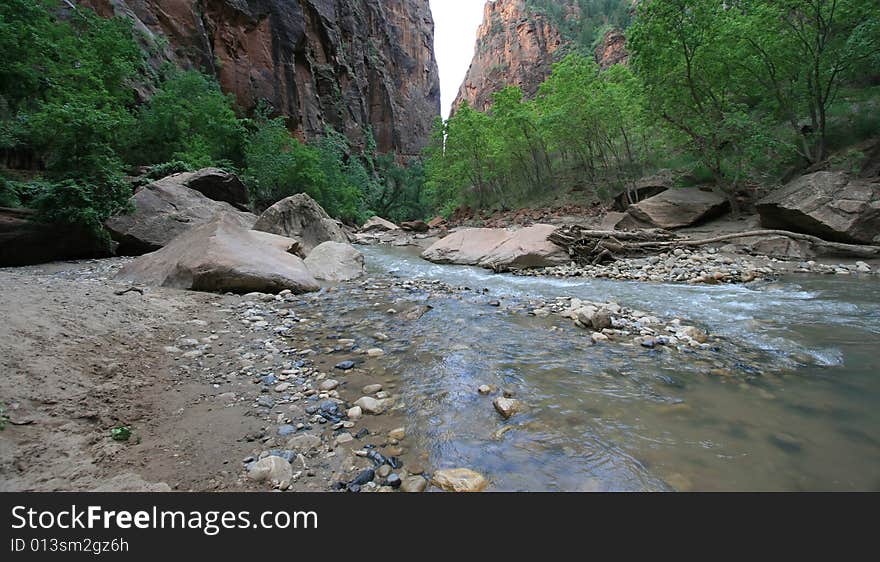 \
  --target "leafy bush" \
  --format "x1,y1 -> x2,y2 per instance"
130,70 -> 246,169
